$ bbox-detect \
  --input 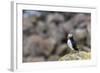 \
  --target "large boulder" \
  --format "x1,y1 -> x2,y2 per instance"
46,13 -> 65,25
61,21 -> 73,33
71,14 -> 89,27
47,23 -> 65,44
55,44 -> 69,56
74,28 -> 88,41
36,21 -> 49,38
23,35 -> 56,58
